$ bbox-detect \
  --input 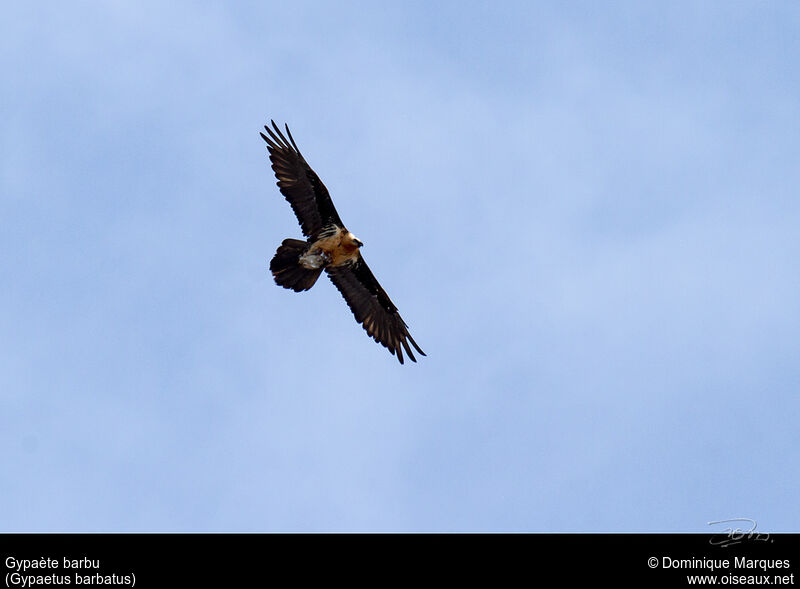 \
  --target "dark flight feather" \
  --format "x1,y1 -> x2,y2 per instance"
260,121 -> 342,238
326,259 -> 425,364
